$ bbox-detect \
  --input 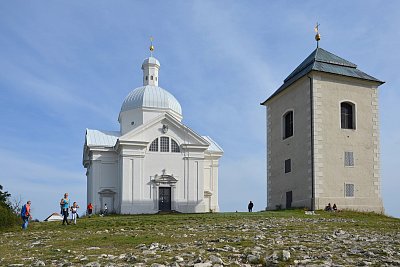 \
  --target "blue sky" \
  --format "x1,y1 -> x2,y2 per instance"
1,1 -> 399,220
